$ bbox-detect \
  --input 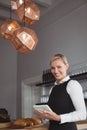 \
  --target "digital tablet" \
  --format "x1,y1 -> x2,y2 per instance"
33,104 -> 53,112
